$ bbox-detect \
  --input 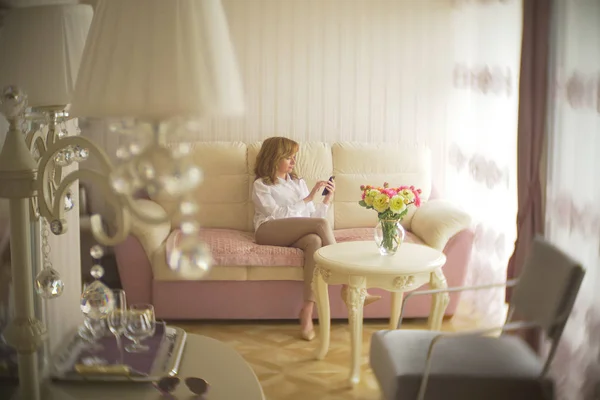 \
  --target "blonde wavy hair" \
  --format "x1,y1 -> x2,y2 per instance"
254,137 -> 299,185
